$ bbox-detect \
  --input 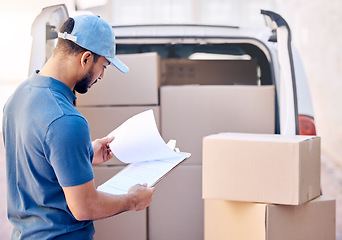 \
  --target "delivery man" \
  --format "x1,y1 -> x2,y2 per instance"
2,15 -> 155,239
